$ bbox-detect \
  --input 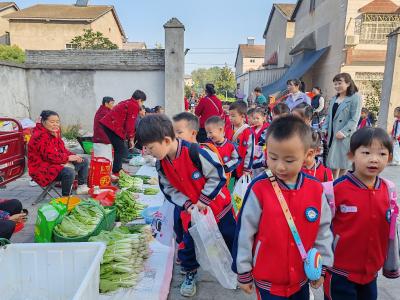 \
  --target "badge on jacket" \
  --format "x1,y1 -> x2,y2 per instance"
192,171 -> 202,180
340,205 -> 358,213
305,207 -> 319,222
